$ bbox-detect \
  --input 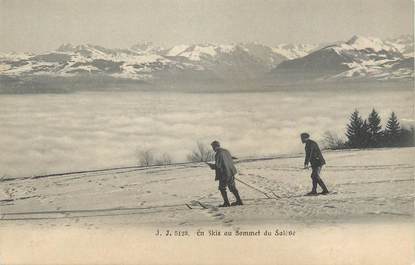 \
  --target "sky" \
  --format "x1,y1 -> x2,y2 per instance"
0,0 -> 413,53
